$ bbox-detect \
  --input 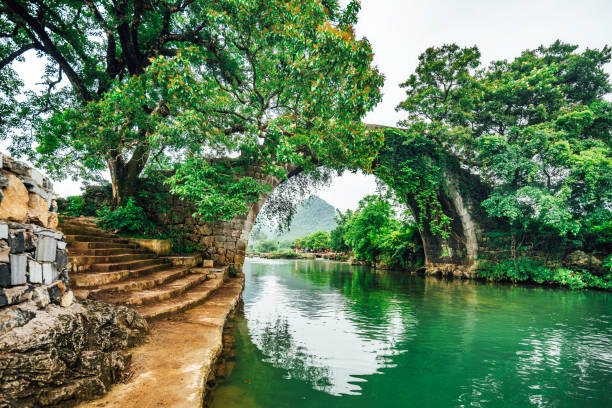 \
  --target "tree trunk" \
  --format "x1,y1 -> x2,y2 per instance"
107,145 -> 150,206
